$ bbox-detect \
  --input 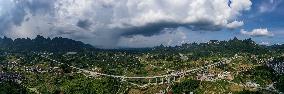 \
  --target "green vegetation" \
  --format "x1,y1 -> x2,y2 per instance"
172,79 -> 200,94
0,81 -> 27,94
1,36 -> 284,93
276,76 -> 284,92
